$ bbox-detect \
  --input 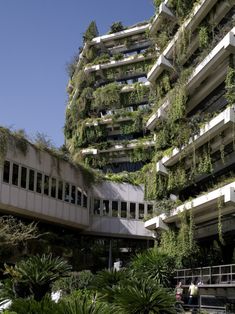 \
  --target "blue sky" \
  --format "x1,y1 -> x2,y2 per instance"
0,0 -> 154,147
